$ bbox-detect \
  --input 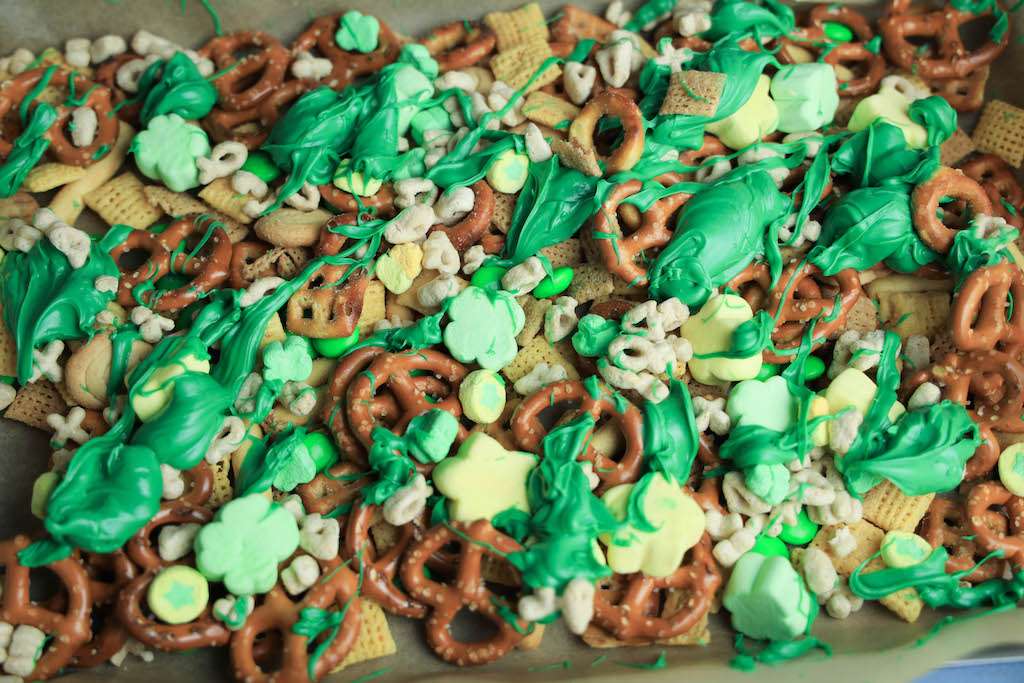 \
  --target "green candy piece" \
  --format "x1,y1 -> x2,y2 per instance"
572,314 -> 620,358
745,463 -> 790,505
0,376 -> 14,384
311,328 -> 360,358
241,150 -> 281,183
470,264 -> 507,289
770,63 -> 839,134
532,267 -> 574,298
724,553 -> 816,641
727,376 -> 797,432
148,565 -> 209,625
335,10 -> 380,53
410,106 -> 452,146
823,21 -> 854,42
302,432 -> 339,472
195,494 -> 299,596
271,442 -> 317,492
804,355 -> 826,381
778,509 -> 819,546
755,363 -> 781,380
155,273 -> 191,291
750,534 -> 789,558
407,408 -> 460,464
132,113 -> 210,192
443,286 -> 525,370
880,530 -> 933,568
